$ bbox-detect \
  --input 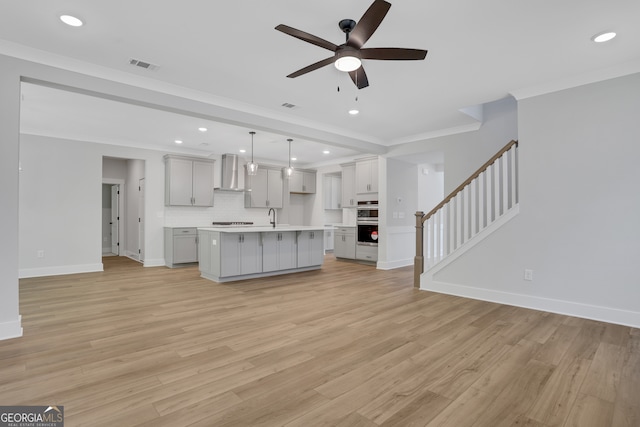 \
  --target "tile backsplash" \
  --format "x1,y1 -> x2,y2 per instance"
164,192 -> 273,227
